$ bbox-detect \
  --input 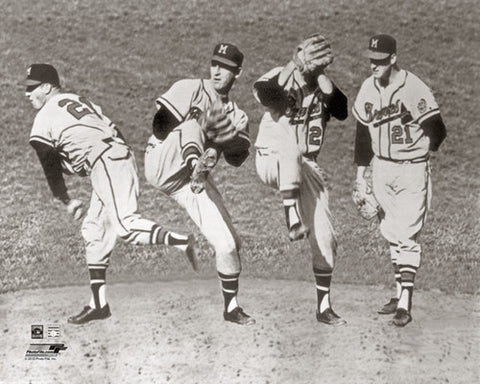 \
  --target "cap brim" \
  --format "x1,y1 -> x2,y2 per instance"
211,55 -> 239,69
24,79 -> 42,86
362,50 -> 391,60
